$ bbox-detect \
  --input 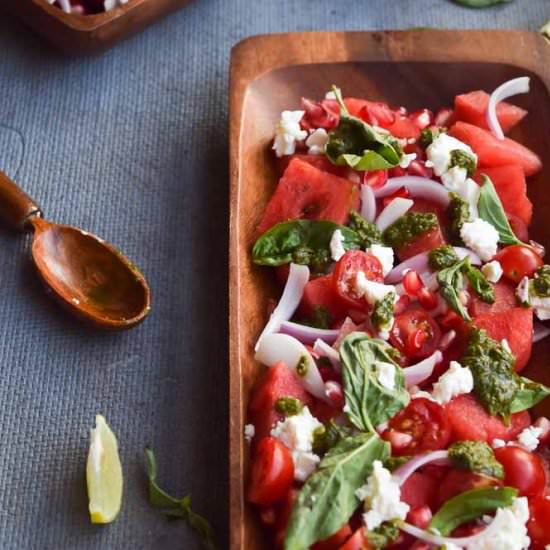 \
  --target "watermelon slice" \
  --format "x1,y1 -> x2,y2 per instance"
449,122 -> 542,177
445,393 -> 530,443
469,280 -> 518,317
257,158 -> 360,235
386,116 -> 421,140
474,165 -> 532,225
454,90 -> 527,133
297,275 -> 347,326
277,154 -> 349,178
394,225 -> 447,262
248,362 -> 313,440
400,472 -> 440,510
